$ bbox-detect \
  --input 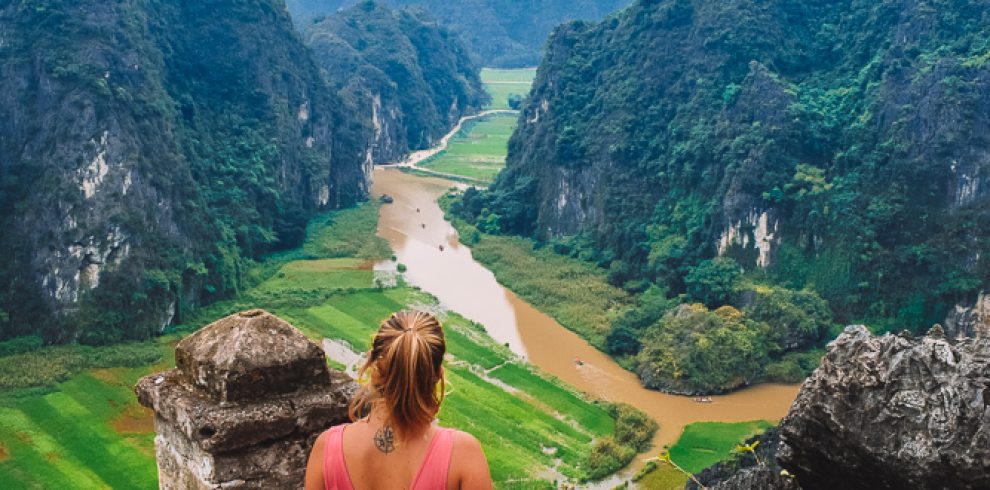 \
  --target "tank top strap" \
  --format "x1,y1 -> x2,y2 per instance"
323,424 -> 355,490
411,428 -> 457,490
